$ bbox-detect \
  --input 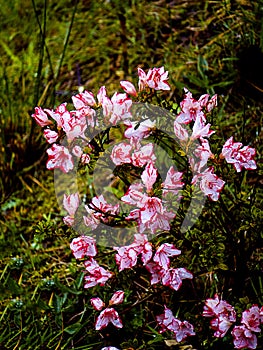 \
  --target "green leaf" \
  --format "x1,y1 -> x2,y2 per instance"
64,323 -> 82,335
54,276 -> 82,295
53,294 -> 64,314
147,334 -> 164,344
74,272 -> 84,290
216,263 -> 229,270
1,198 -> 21,211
